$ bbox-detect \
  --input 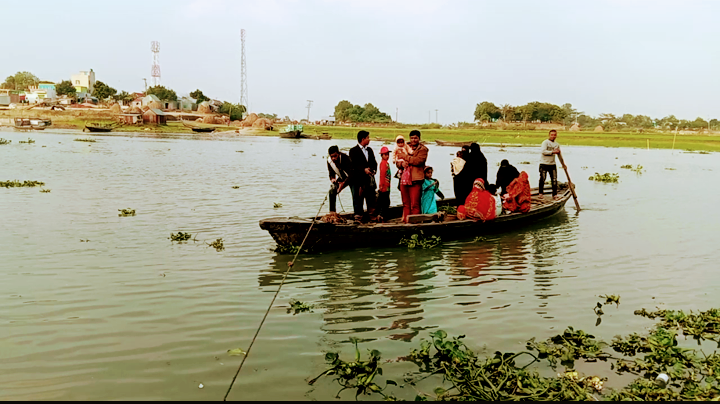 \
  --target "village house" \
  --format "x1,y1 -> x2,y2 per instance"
141,94 -> 161,107
118,113 -> 143,125
71,69 -> 96,94
25,86 -> 57,104
143,108 -> 167,125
